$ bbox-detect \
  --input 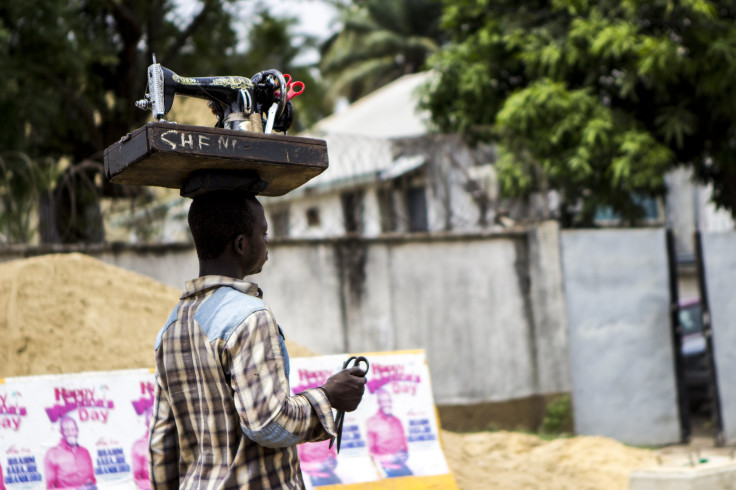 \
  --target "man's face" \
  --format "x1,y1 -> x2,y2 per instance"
244,198 -> 269,276
61,418 -> 79,446
377,390 -> 393,415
